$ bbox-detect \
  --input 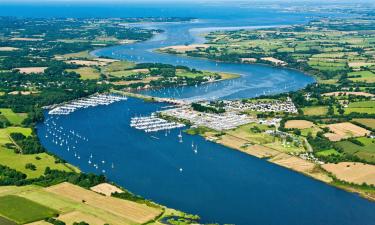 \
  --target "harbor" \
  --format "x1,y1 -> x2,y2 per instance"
37,97 -> 375,225
48,94 -> 128,115
130,113 -> 185,132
